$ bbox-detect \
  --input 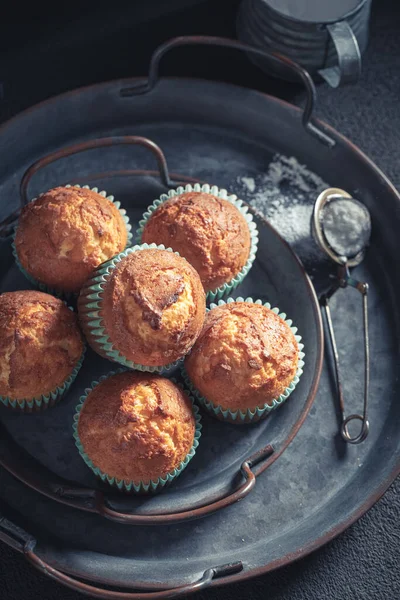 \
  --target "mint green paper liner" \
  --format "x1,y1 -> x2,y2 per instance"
72,370 -> 202,494
78,243 -> 188,374
12,184 -> 133,299
0,342 -> 85,413
182,297 -> 305,424
136,183 -> 259,302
